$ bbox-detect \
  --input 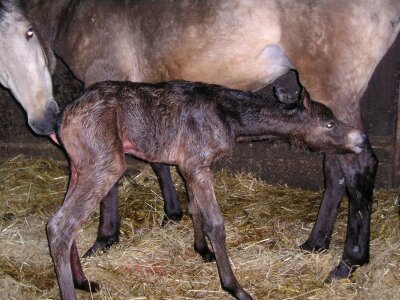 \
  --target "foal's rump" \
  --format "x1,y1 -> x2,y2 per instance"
58,84 -> 124,172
